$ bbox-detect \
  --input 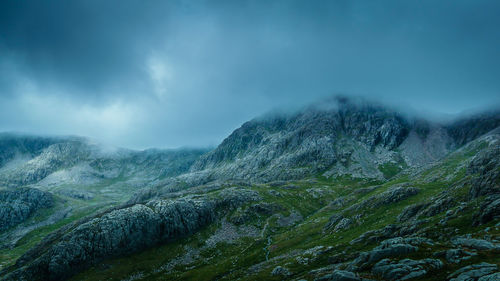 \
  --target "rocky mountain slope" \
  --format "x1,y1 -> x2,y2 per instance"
134,98 -> 499,202
0,134 -> 208,269
188,98 -> 498,184
1,97 -> 499,281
